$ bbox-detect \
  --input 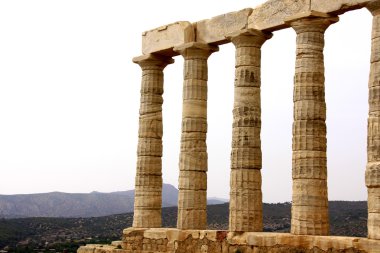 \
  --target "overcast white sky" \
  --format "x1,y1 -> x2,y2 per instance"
0,0 -> 373,202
